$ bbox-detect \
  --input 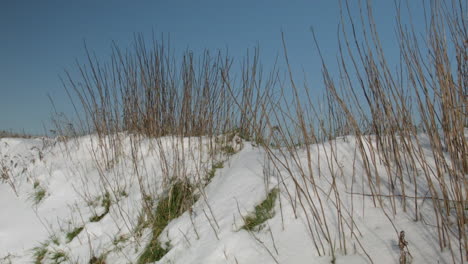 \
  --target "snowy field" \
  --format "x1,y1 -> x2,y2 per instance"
0,133 -> 465,263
